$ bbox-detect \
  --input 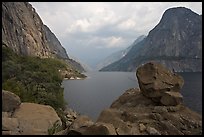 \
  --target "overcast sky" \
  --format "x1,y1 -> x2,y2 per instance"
31,2 -> 202,68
